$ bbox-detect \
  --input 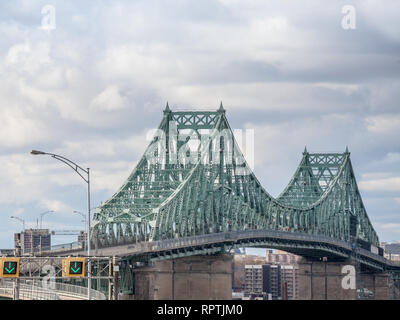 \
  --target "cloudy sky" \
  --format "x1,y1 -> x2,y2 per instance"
0,0 -> 399,249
